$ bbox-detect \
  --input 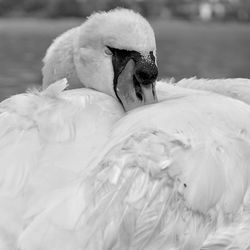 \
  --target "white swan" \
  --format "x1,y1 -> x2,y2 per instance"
16,83 -> 250,250
1,7 -> 250,250
42,9 -> 250,105
42,8 -> 158,111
